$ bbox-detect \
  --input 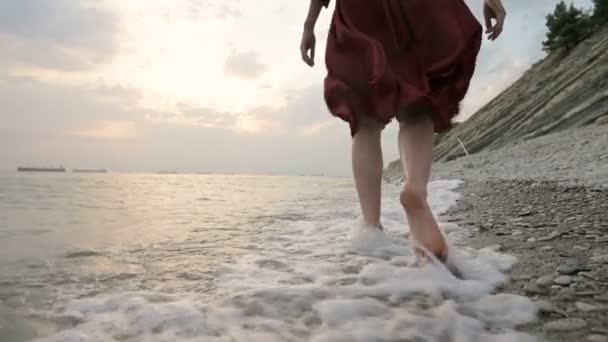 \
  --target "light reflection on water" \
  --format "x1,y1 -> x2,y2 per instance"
0,173 -> 355,339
